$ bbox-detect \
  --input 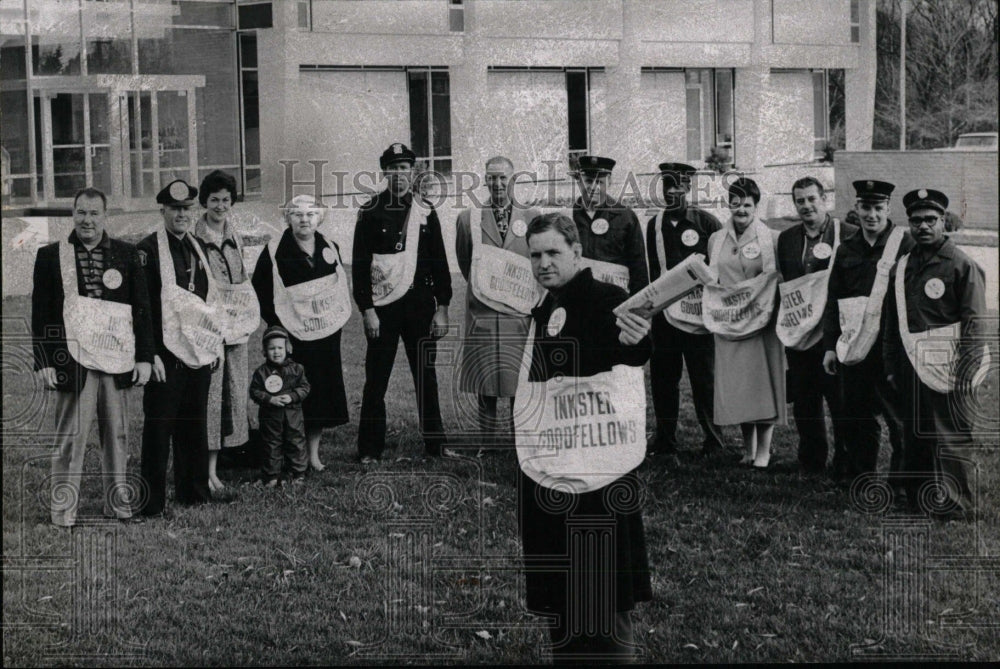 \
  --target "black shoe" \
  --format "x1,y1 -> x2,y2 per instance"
425,441 -> 446,457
